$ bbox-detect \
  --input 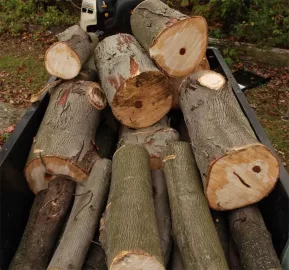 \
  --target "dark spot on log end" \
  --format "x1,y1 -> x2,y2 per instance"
233,172 -> 251,188
252,166 -> 261,173
179,48 -> 186,55
135,101 -> 142,108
